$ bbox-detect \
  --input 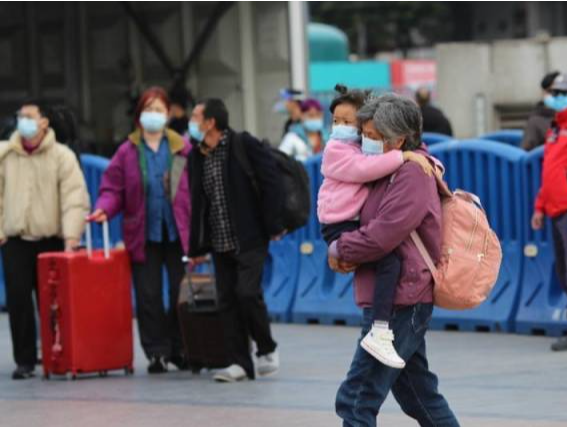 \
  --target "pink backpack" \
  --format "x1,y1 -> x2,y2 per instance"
411,177 -> 503,310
